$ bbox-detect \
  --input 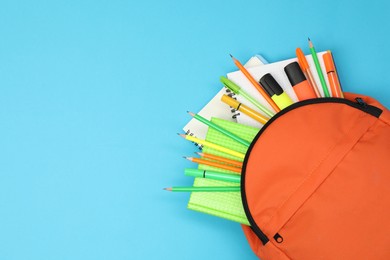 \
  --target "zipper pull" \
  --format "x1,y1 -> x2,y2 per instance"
355,97 -> 368,108
273,233 -> 284,243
